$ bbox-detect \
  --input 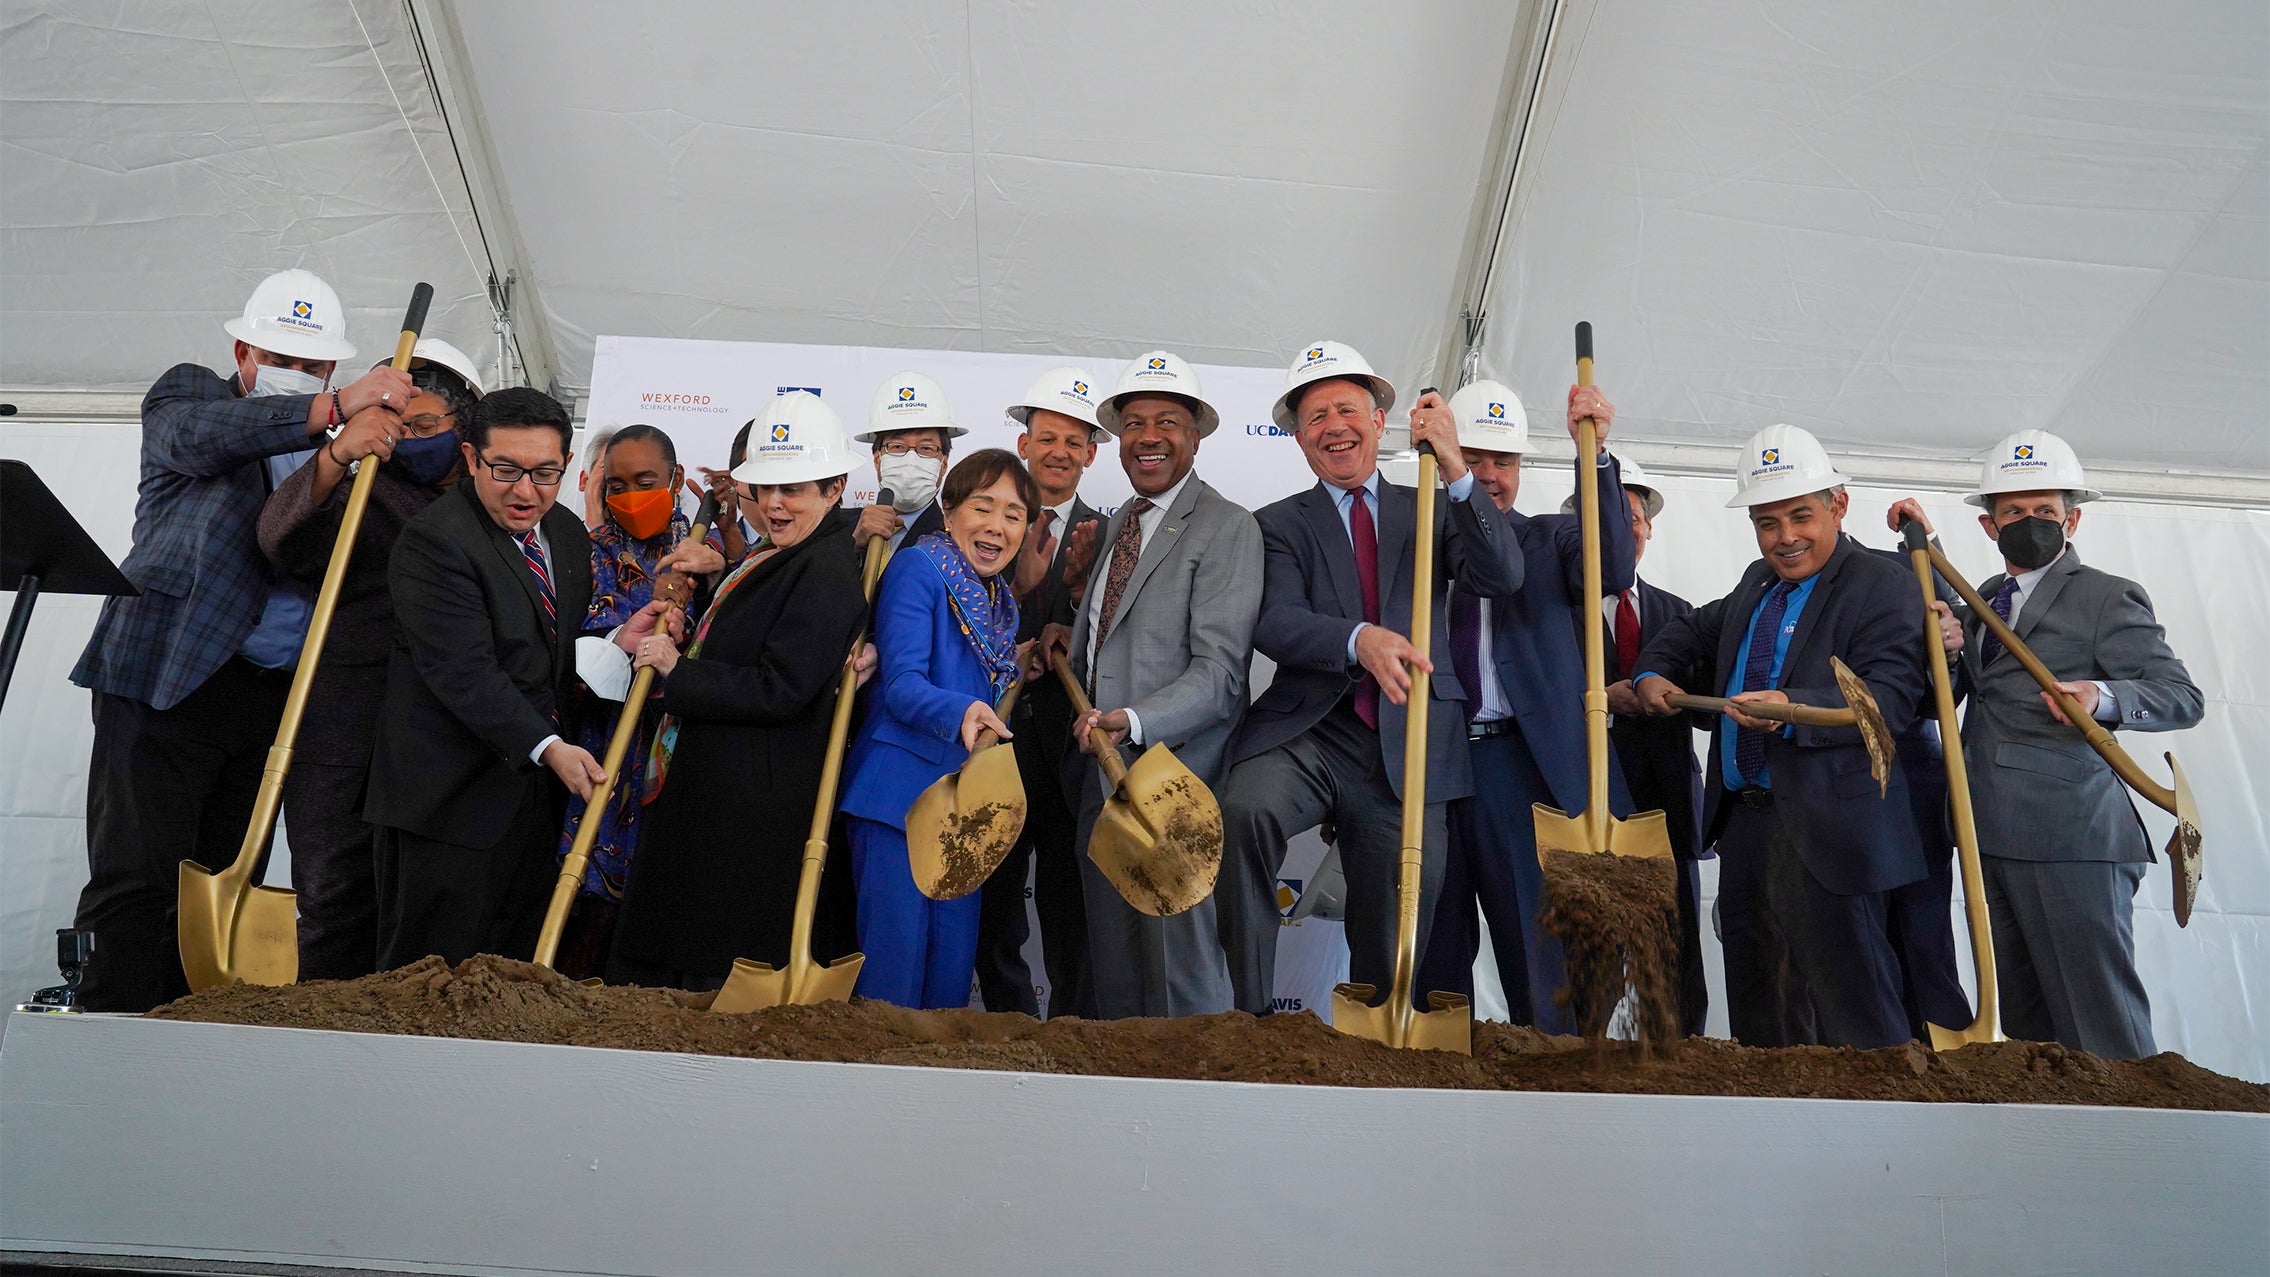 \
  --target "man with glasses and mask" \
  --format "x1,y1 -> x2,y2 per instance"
364,387 -> 607,969
851,371 -> 964,557
1884,432 -> 2201,1059
68,268 -> 411,1011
